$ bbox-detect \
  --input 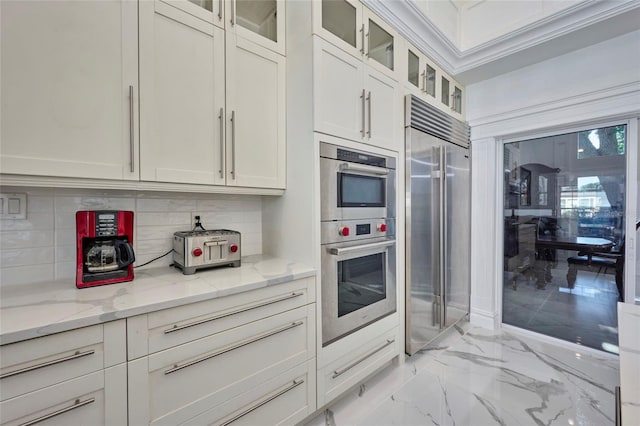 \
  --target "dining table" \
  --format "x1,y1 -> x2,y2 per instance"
533,236 -> 615,288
